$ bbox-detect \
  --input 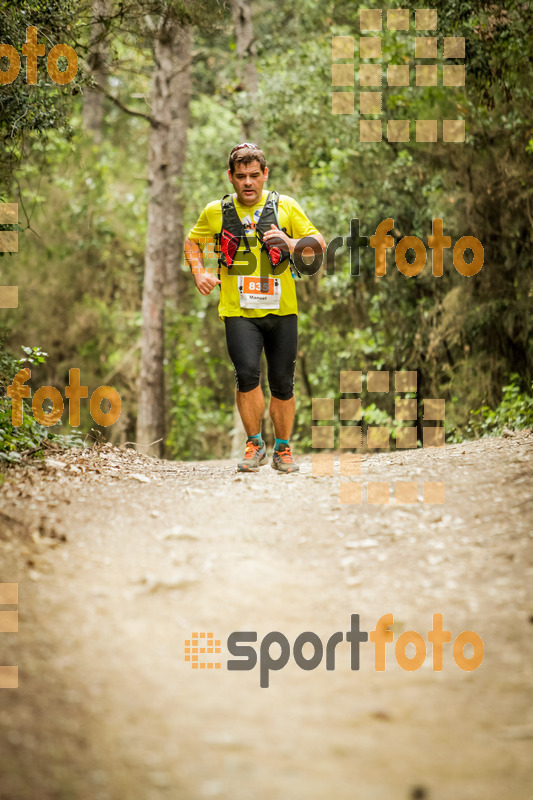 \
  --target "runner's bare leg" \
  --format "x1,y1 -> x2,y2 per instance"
236,387 -> 265,436
269,395 -> 295,441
